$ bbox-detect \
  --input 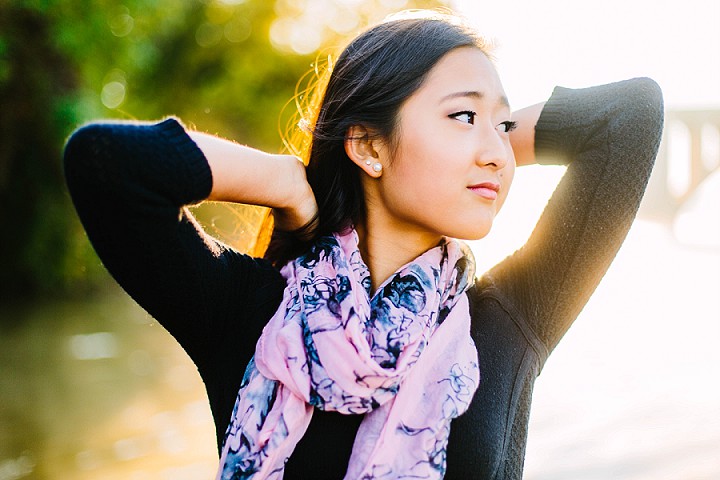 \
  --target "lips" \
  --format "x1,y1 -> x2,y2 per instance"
468,182 -> 500,200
